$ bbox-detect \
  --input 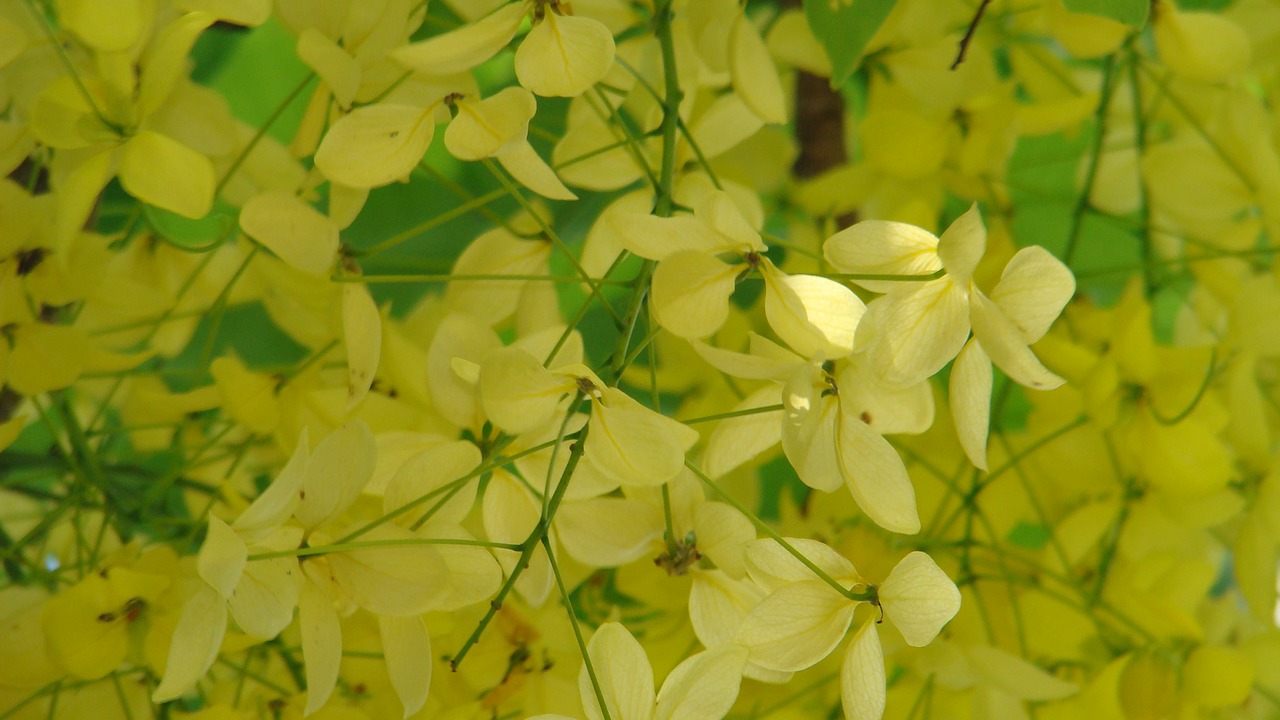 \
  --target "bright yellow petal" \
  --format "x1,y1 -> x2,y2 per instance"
868,279 -> 970,386
60,0 -> 147,51
555,497 -> 664,567
949,339 -> 992,471
119,132 -> 215,219
379,615 -> 433,718
479,346 -> 575,435
515,12 -> 616,97
313,103 -> 436,189
297,28 -> 361,108
878,551 -> 961,647
496,139 -> 579,200
295,421 -> 377,530
226,557 -> 300,639
152,584 -> 227,702
735,580 -> 856,672
763,263 -> 865,359
836,409 -> 920,534
729,11 -> 786,124
445,88 -> 536,160
654,644 -> 748,720
585,387 -> 700,486
840,619 -> 885,720
823,220 -> 942,294
240,191 -> 339,277
392,2 -> 526,76
969,290 -> 1064,391
580,622 -> 656,720
651,251 -> 740,339
705,385 -> 784,479
137,12 -> 216,119
197,516 -> 247,599
989,246 -> 1075,344
965,644 -> 1077,701
343,282 -> 381,411
299,573 -> 342,716
936,204 -> 986,284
